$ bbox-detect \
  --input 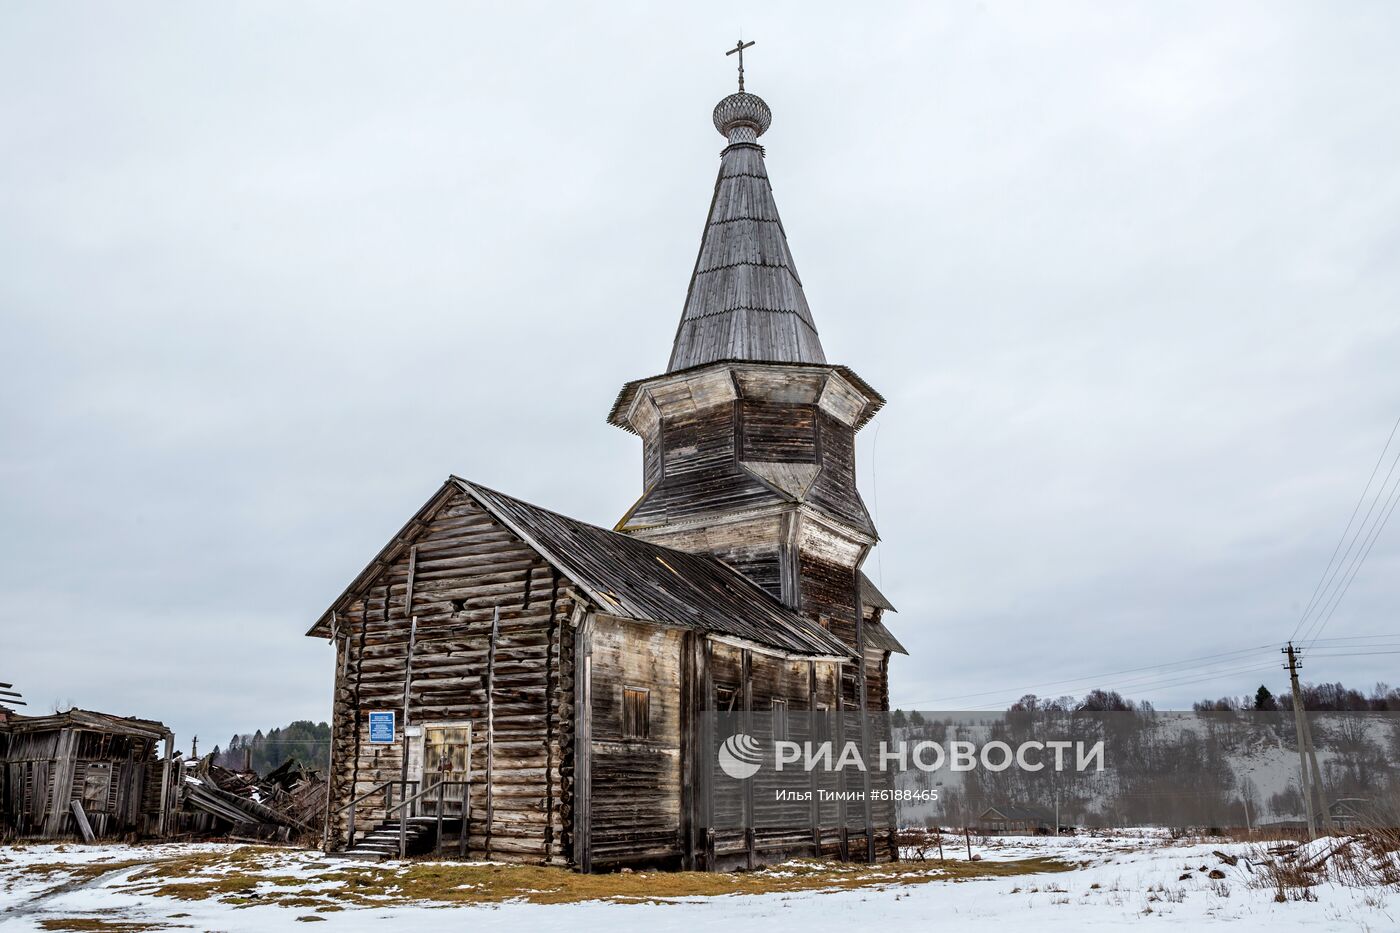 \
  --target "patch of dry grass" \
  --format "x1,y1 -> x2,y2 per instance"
9,844 -> 1071,914
116,850 -> 1070,908
36,920 -> 168,932
18,860 -> 150,885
